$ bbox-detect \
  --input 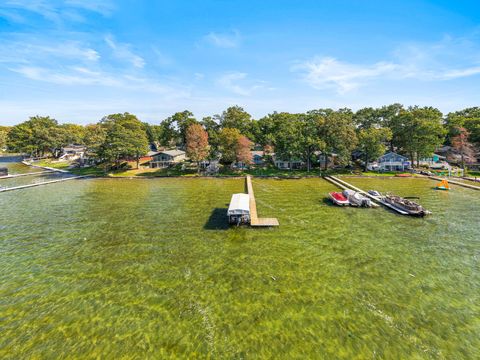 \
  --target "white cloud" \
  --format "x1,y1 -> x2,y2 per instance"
0,0 -> 114,23
293,57 -> 397,93
217,72 -> 250,96
0,39 -> 100,65
105,35 -> 145,68
216,72 -> 264,96
294,35 -> 480,93
64,0 -> 114,16
203,30 -> 241,48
